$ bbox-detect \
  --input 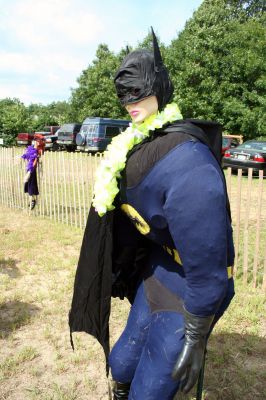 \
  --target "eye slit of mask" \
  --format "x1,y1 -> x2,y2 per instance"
117,87 -> 141,99
130,88 -> 141,96
117,87 -> 127,97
